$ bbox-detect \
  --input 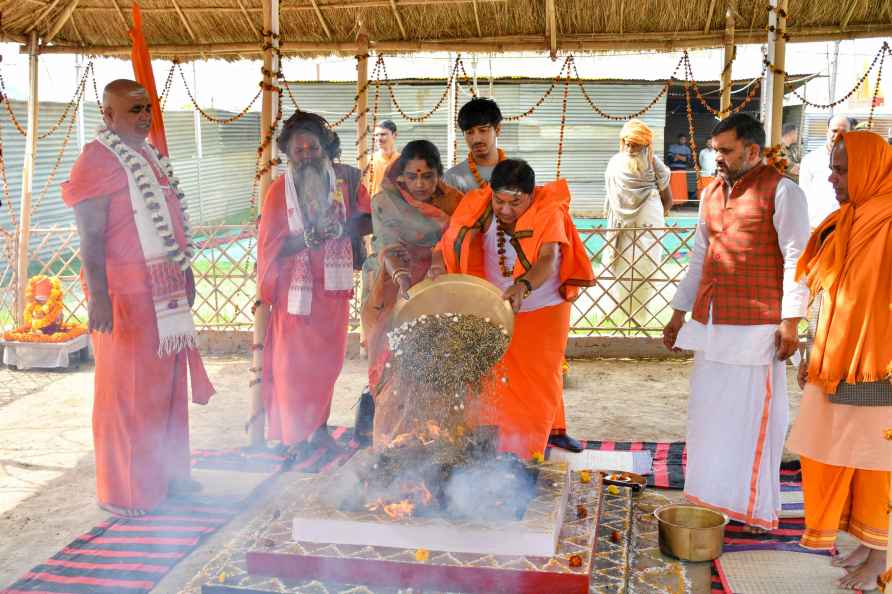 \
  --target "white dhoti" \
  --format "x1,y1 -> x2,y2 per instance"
676,318 -> 788,530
